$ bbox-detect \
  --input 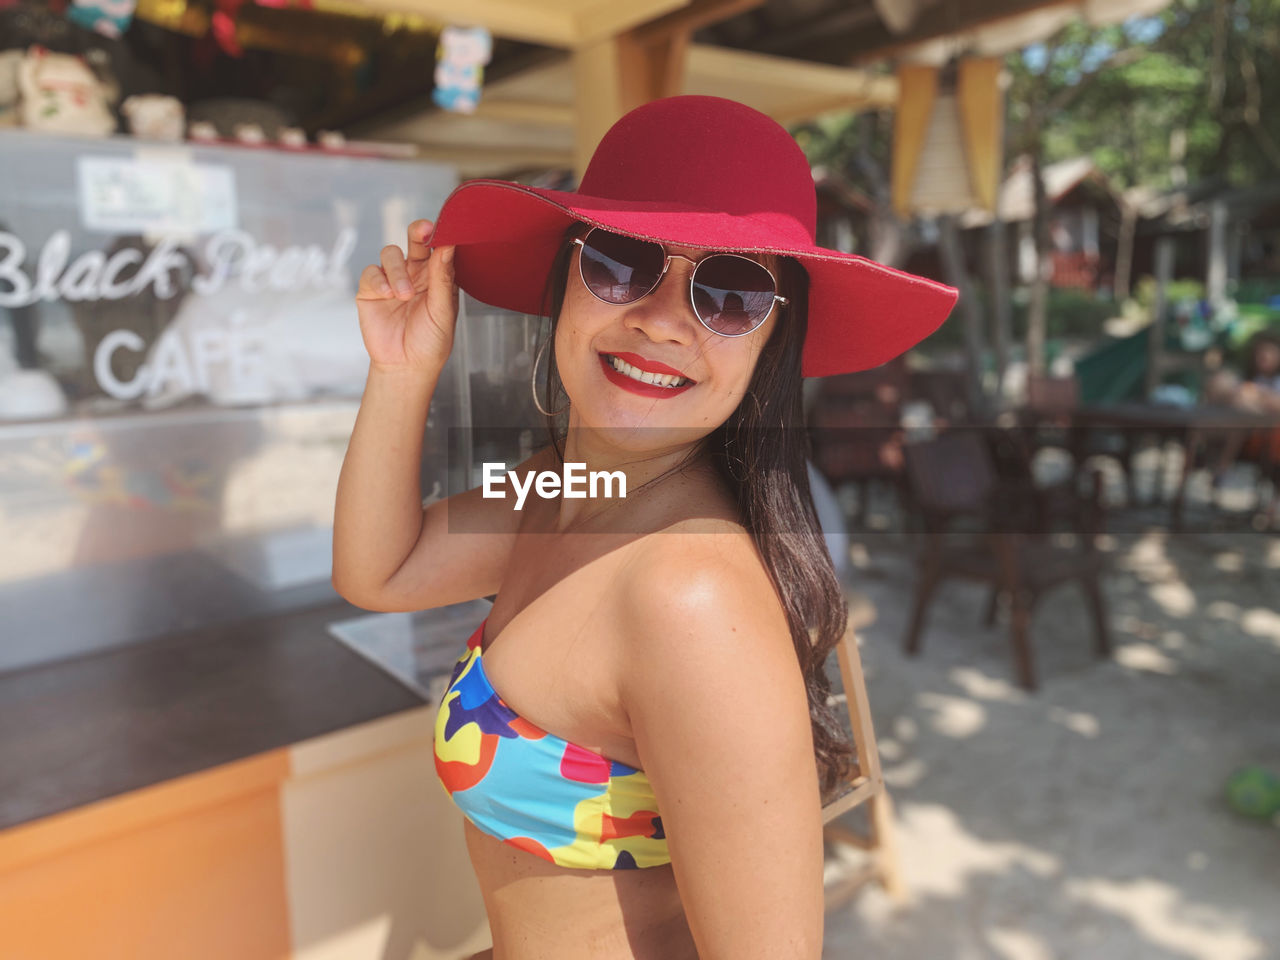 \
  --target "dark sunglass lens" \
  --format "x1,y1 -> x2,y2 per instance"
580,230 -> 665,303
693,256 -> 776,335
